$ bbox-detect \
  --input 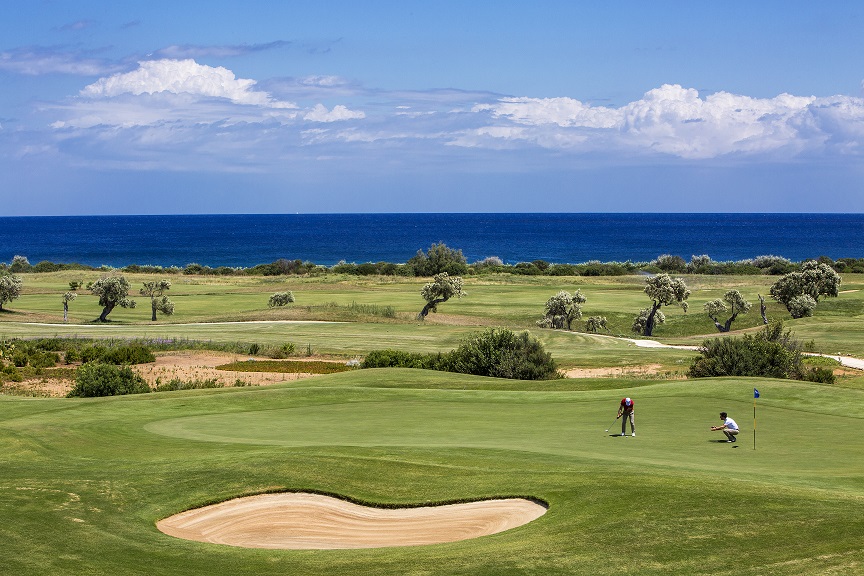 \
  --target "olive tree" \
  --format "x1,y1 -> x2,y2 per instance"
90,275 -> 136,322
787,294 -> 817,319
632,273 -> 690,336
407,243 -> 469,277
537,290 -> 586,330
770,260 -> 841,318
585,316 -> 609,333
62,291 -> 77,322
0,273 -> 23,311
140,280 -> 175,321
268,291 -> 296,307
703,290 -> 752,332
417,272 -> 465,320
9,255 -> 30,273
